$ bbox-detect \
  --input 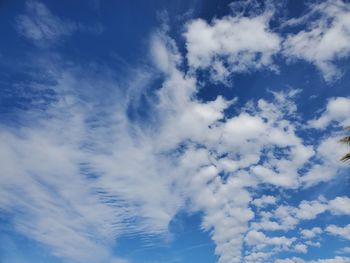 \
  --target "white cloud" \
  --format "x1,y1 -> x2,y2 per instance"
182,0 -> 350,84
150,30 -> 182,75
0,56 -> 185,262
326,224 -> 350,240
16,1 -> 77,45
244,251 -> 272,263
112,259 -> 130,263
245,230 -> 296,252
251,195 -> 277,208
301,227 -> 323,239
253,196 -> 350,234
183,0 -> 350,83
251,211 -> 284,231
283,0 -> 350,82
329,196 -> 350,215
0,109 -> 116,262
295,243 -> 308,254
337,246 -> 350,254
311,257 -> 350,263
305,240 -> 321,248
276,258 -> 305,263
276,256 -> 350,263
15,1 -> 102,46
295,200 -> 328,220
184,10 -> 281,82
308,97 -> 350,129
286,196 -> 350,223
301,135 -> 348,187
